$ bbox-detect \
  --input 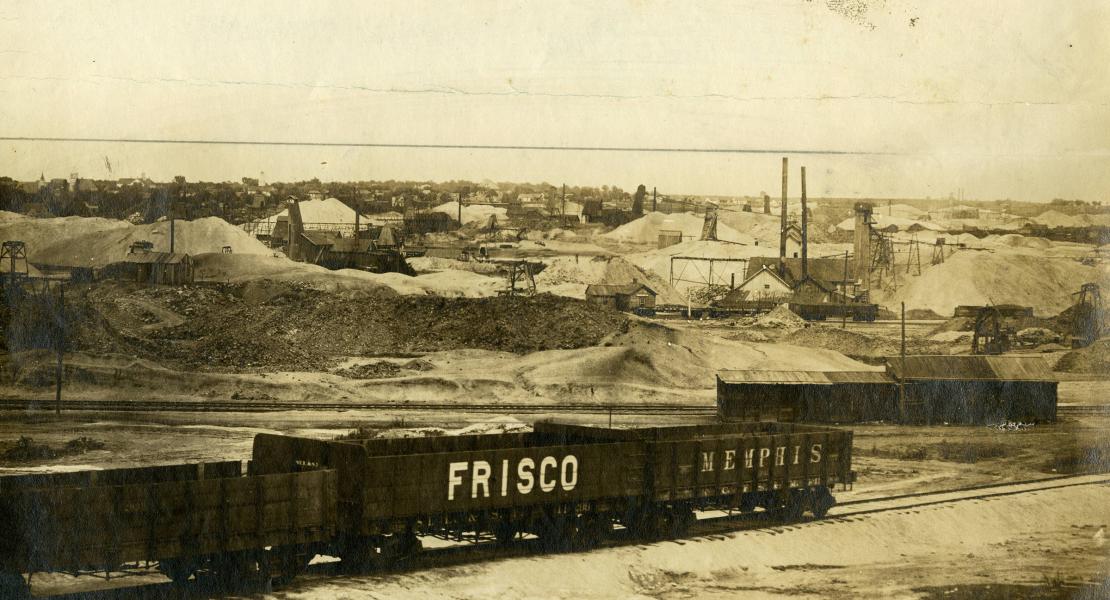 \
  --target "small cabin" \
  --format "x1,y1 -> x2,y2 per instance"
585,283 -> 657,312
